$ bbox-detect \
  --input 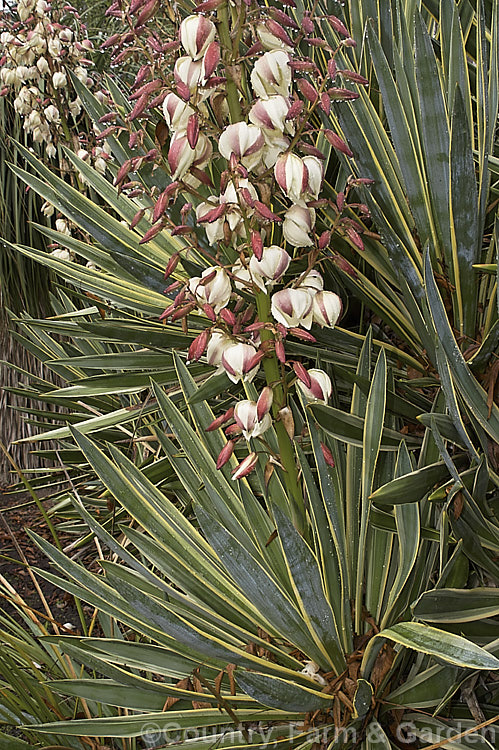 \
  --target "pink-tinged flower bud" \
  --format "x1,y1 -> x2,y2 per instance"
189,266 -> 232,313
282,204 -> 315,246
219,122 -> 265,172
187,329 -> 210,362
249,95 -> 292,137
296,368 -> 332,403
201,41 -> 220,79
231,452 -> 258,480
179,14 -> 216,60
249,245 -> 290,289
206,328 -> 233,367
251,50 -> 292,99
251,230 -> 263,260
162,91 -> 195,131
271,288 -> 313,329
324,129 -> 353,157
234,400 -> 272,439
206,406 -> 234,432
293,361 -> 311,388
216,440 -> 235,469
298,269 -> 324,295
312,291 -> 342,328
275,339 -> 286,363
320,442 -> 335,467
257,386 -> 273,421
222,342 -> 261,383
174,55 -> 204,95
256,21 -> 293,52
328,15 -> 350,38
